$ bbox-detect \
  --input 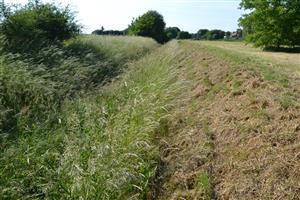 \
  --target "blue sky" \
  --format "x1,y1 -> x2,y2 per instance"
6,0 -> 244,33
